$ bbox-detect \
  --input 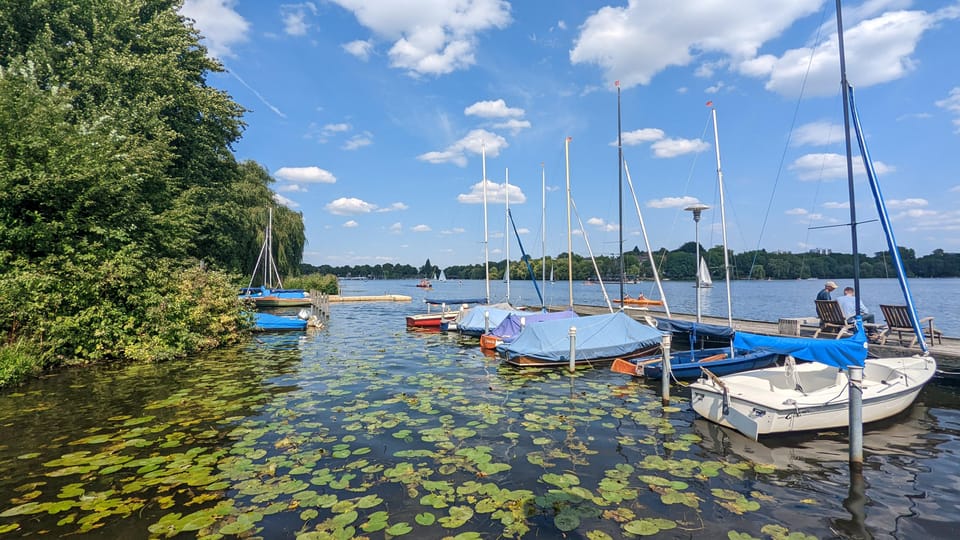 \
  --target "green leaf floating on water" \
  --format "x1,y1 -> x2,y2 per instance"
415,512 -> 436,526
385,521 -> 413,535
438,505 -> 474,528
554,509 -> 581,531
623,518 -> 677,536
